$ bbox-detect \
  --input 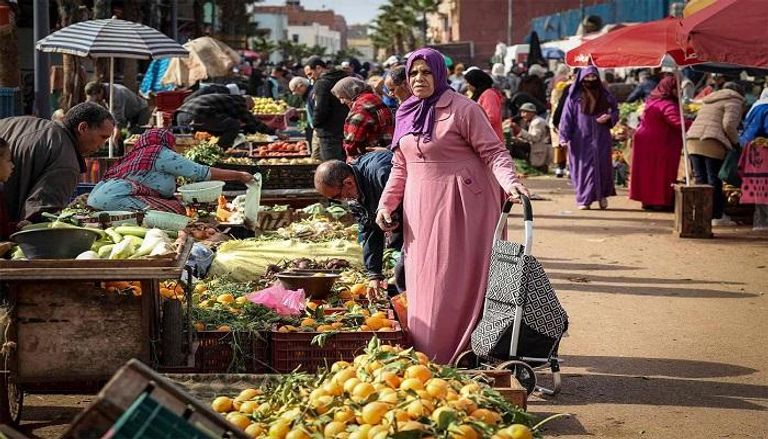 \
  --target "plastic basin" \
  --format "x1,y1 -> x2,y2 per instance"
177,181 -> 225,203
276,272 -> 340,300
11,227 -> 102,259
